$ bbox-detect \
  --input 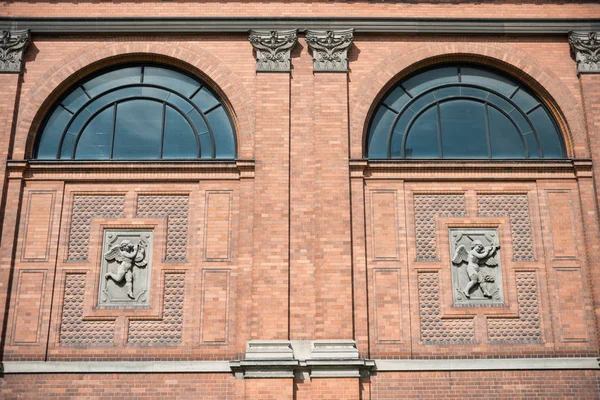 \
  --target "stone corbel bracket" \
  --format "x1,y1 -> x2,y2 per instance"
230,340 -> 375,379
569,31 -> 600,74
248,29 -> 298,72
0,29 -> 30,73
305,29 -> 354,72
